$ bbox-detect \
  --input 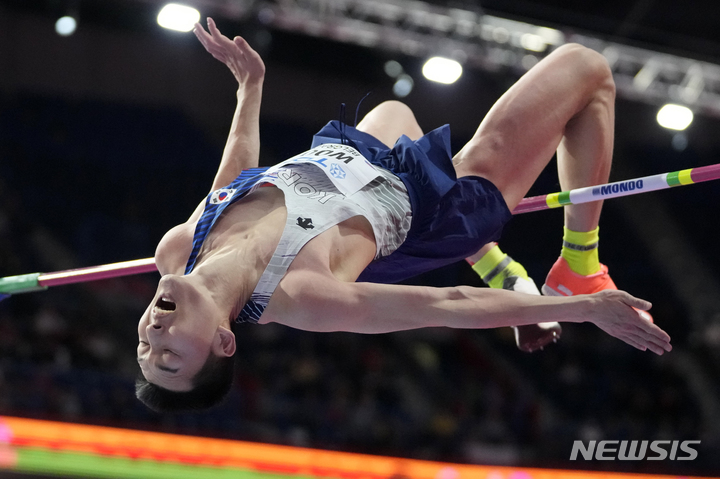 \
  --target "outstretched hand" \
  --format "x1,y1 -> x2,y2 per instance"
586,290 -> 671,355
193,17 -> 265,86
